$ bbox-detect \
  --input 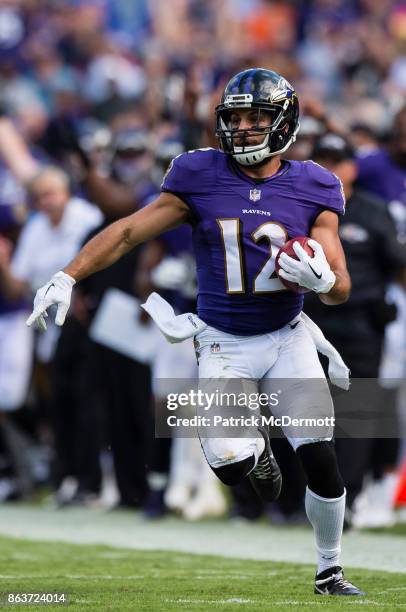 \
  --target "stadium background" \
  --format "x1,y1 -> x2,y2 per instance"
0,0 -> 405,608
